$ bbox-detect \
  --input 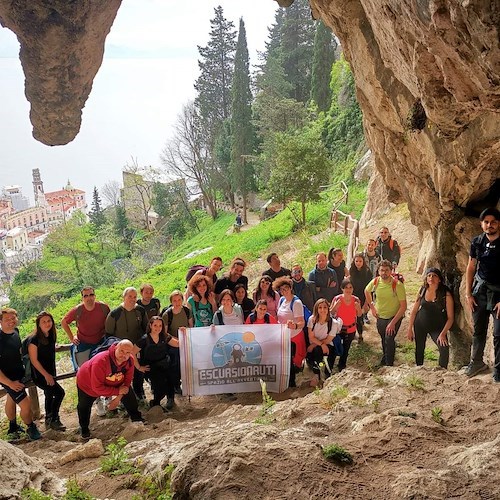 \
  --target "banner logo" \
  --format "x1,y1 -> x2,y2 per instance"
198,331 -> 276,385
